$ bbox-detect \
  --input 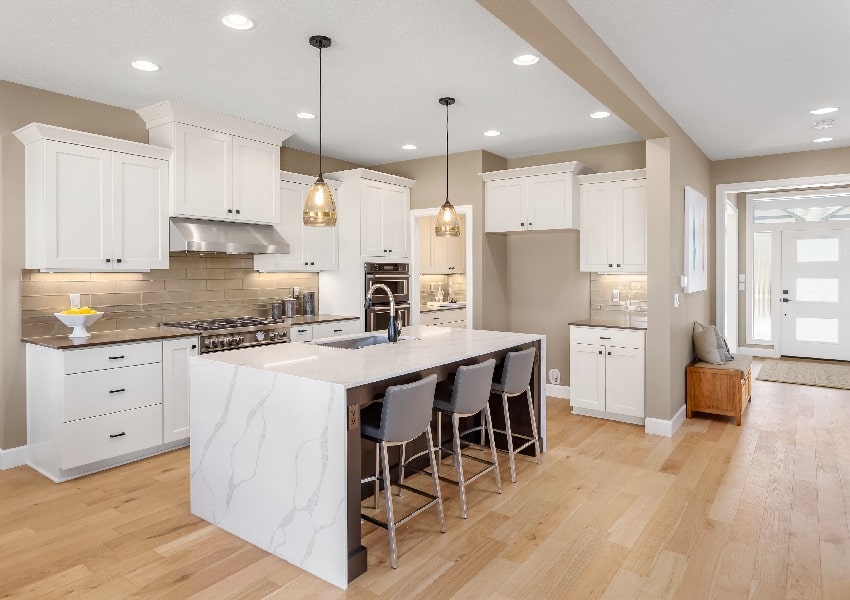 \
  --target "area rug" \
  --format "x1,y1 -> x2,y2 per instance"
756,358 -> 850,390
